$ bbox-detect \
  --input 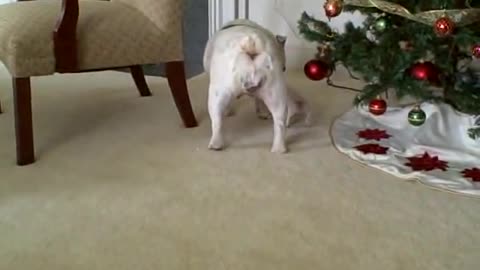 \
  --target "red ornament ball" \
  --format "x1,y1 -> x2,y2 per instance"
323,0 -> 343,18
472,44 -> 480,58
434,16 -> 455,37
409,61 -> 439,82
304,59 -> 331,81
368,98 -> 387,115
